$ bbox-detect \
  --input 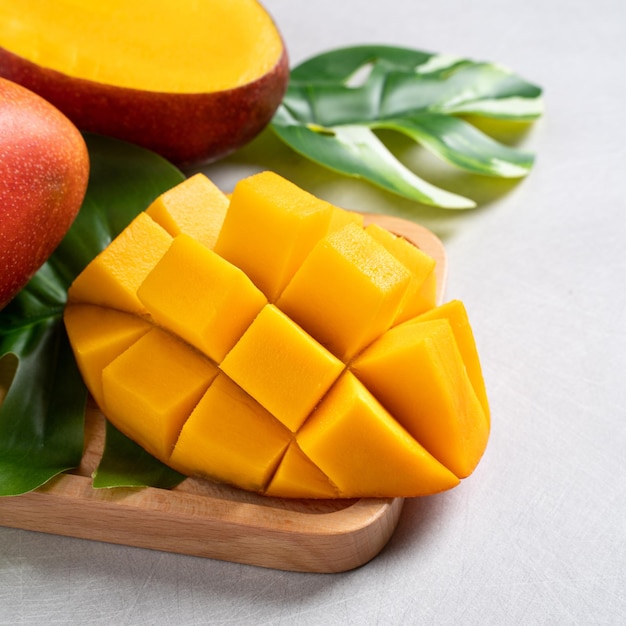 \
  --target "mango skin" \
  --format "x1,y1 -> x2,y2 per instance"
0,46 -> 289,167
0,77 -> 89,309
